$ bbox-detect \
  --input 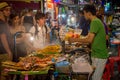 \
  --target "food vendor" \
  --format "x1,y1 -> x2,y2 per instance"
69,4 -> 108,80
